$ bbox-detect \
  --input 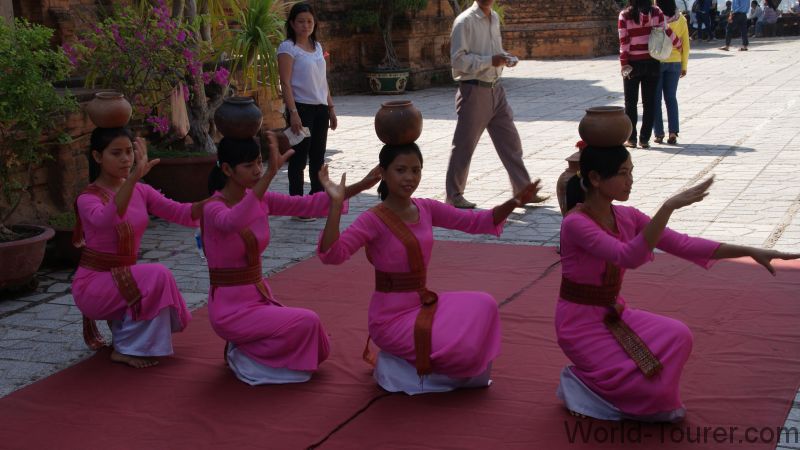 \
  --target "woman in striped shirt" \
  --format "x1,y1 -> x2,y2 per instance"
618,0 -> 682,149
